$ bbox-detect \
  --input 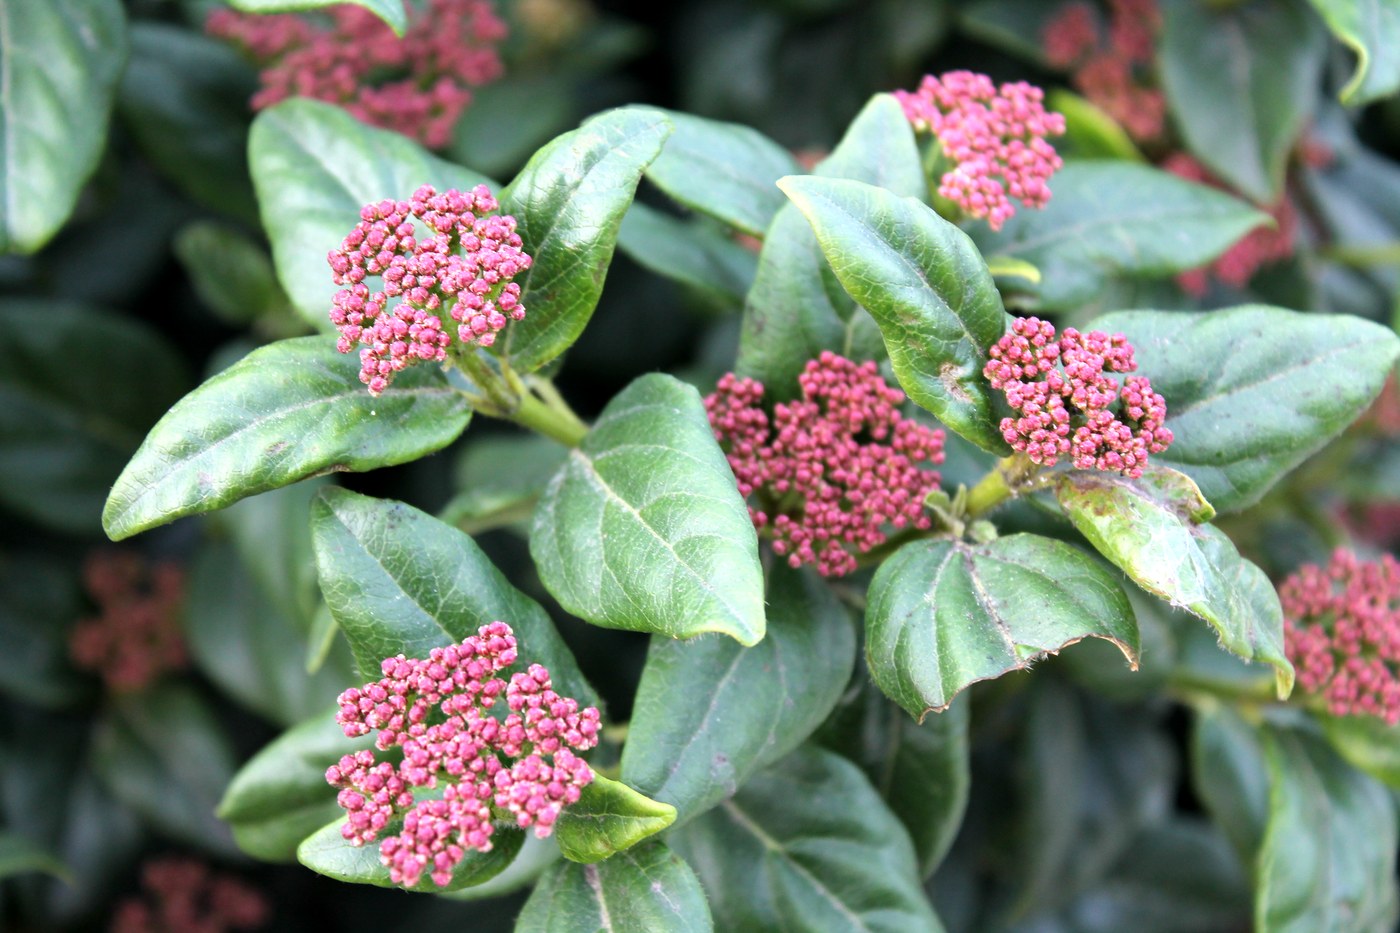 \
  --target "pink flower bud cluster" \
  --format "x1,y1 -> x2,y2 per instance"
206,0 -> 506,148
1042,0 -> 1167,143
705,352 -> 946,578
111,858 -> 269,933
326,622 -> 600,889
1282,550 -> 1400,725
894,71 -> 1065,231
983,317 -> 1172,478
328,184 -> 531,395
69,552 -> 186,693
1163,152 -> 1298,294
